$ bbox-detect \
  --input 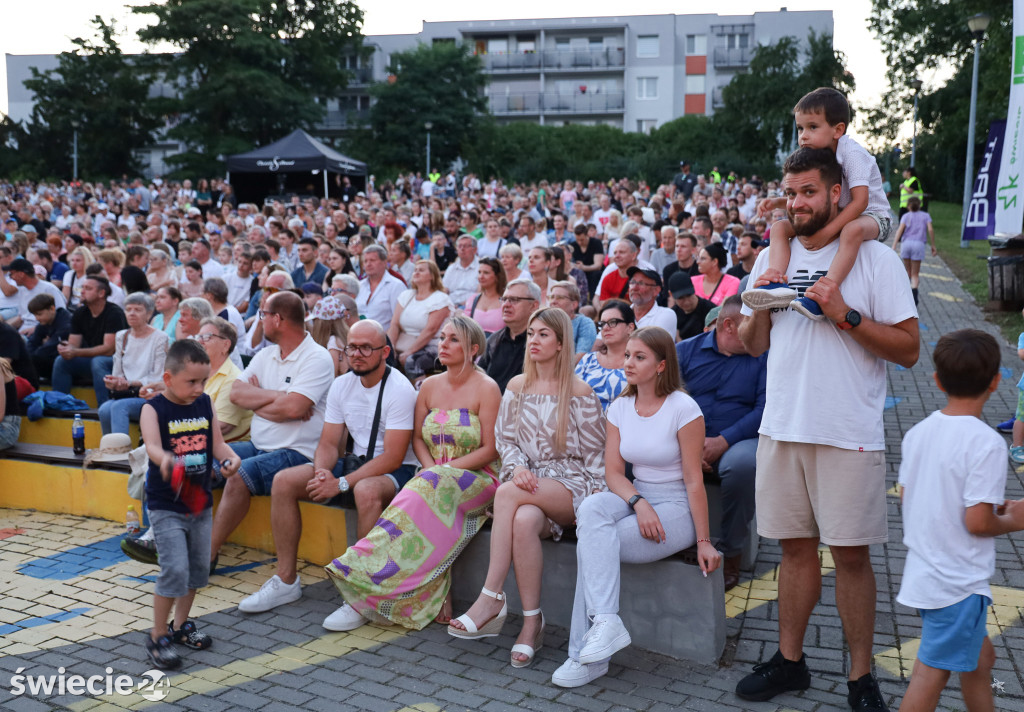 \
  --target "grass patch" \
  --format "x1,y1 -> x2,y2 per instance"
924,200 -> 1021,345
